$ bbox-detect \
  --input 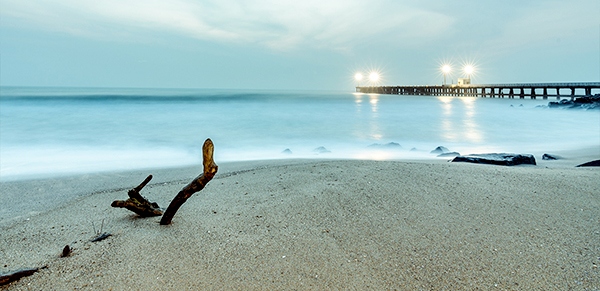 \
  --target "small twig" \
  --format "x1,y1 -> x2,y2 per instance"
91,233 -> 112,242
